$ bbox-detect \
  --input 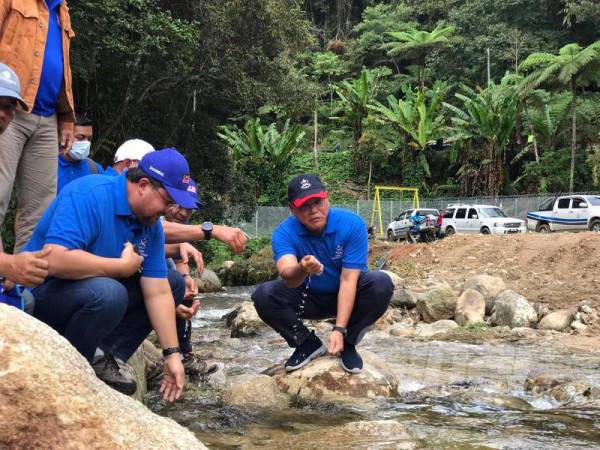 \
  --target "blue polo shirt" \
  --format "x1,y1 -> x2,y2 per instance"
57,155 -> 104,193
32,0 -> 64,117
24,173 -> 167,278
104,166 -> 120,177
272,208 -> 368,295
